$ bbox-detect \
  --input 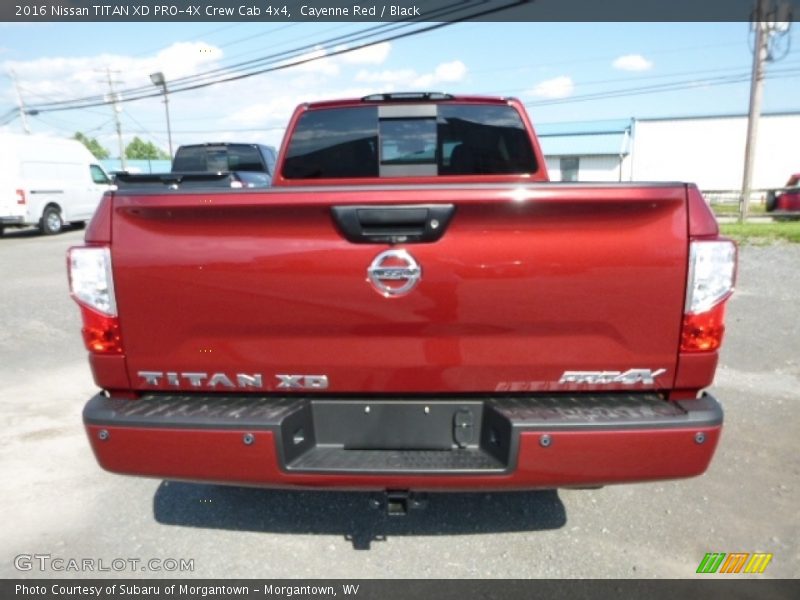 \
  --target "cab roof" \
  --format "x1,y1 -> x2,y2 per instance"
305,93 -> 516,110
